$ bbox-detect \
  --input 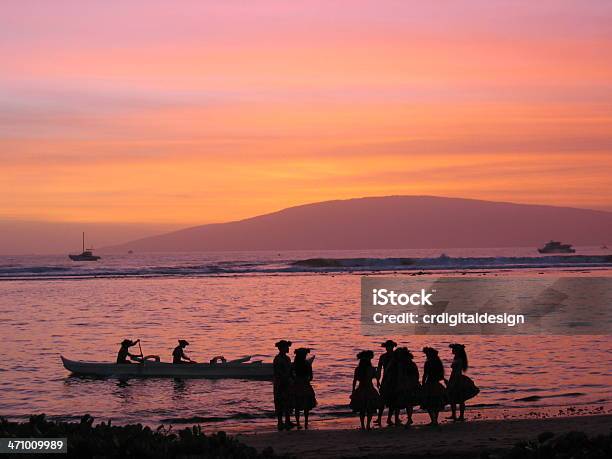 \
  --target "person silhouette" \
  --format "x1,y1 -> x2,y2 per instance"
291,348 -> 317,429
375,339 -> 398,426
392,347 -> 420,427
273,340 -> 294,430
421,346 -> 446,426
172,339 -> 196,364
350,350 -> 382,430
116,339 -> 141,364
446,343 -> 479,422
